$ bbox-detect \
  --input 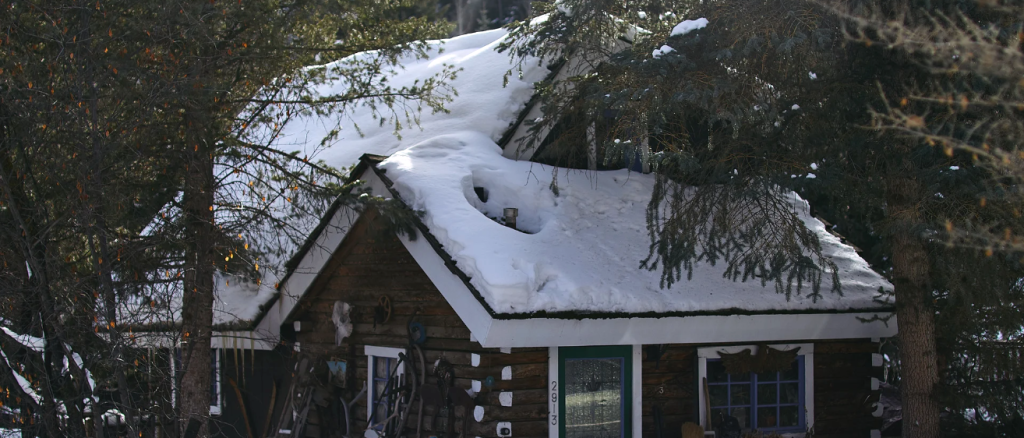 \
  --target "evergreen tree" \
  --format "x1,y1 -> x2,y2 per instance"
499,1 -> 1024,436
1,0 -> 452,436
